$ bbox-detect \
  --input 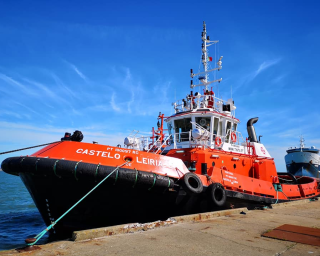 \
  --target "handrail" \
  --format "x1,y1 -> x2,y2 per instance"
147,134 -> 172,154
170,127 -> 245,150
155,135 -> 172,154
172,94 -> 229,114
277,172 -> 298,184
225,129 -> 245,145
